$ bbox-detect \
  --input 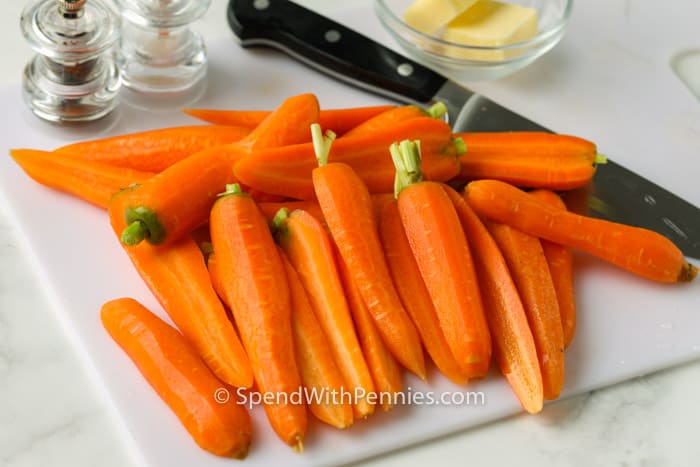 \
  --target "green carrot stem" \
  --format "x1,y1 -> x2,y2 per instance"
390,139 -> 423,198
311,123 -> 337,167
121,206 -> 166,246
594,153 -> 608,165
453,137 -> 467,156
425,101 -> 448,119
270,207 -> 290,237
